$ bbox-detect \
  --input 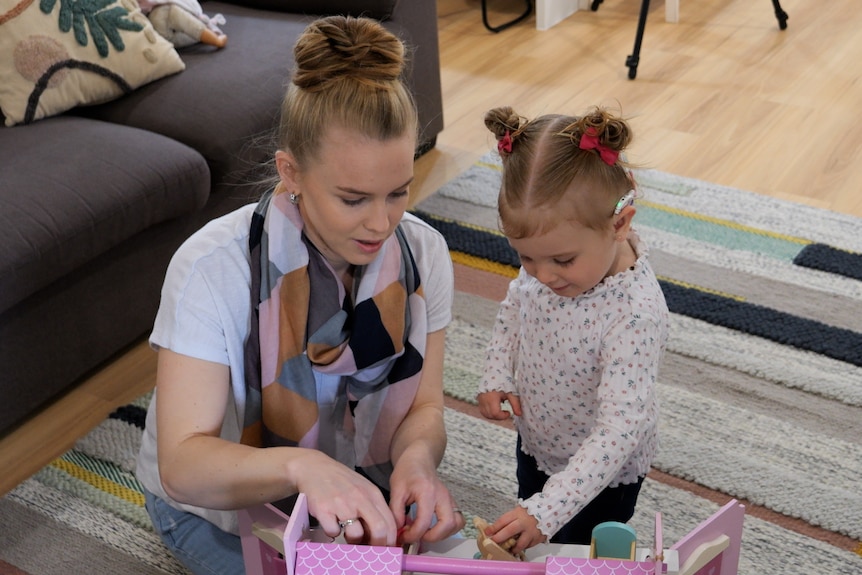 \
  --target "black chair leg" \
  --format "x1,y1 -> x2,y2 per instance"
482,0 -> 533,33
598,0 -> 785,79
772,0 -> 789,30
625,0 -> 651,79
